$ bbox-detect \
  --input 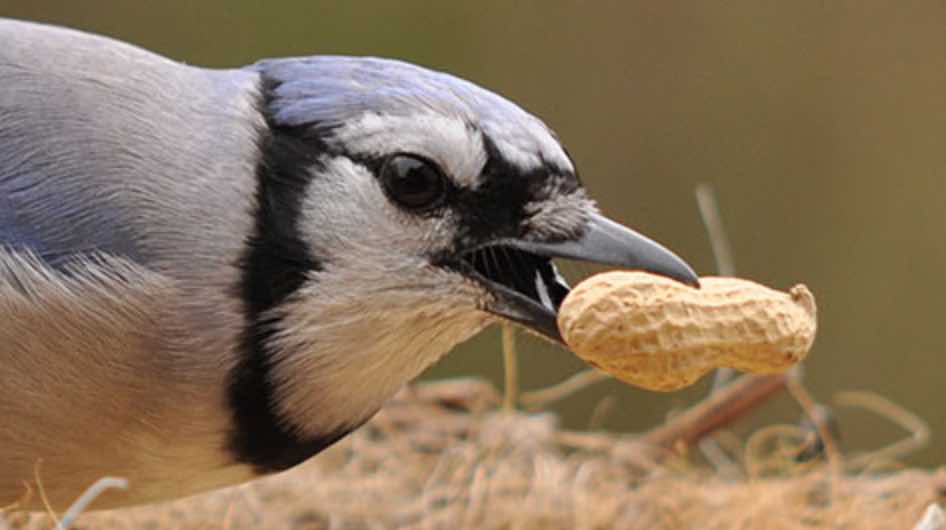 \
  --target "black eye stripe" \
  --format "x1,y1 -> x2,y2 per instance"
443,134 -> 583,250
